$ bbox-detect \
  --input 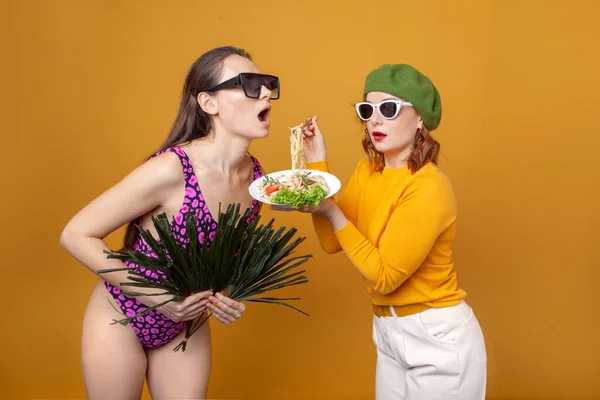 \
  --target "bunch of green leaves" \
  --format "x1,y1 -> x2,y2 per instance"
98,203 -> 311,352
